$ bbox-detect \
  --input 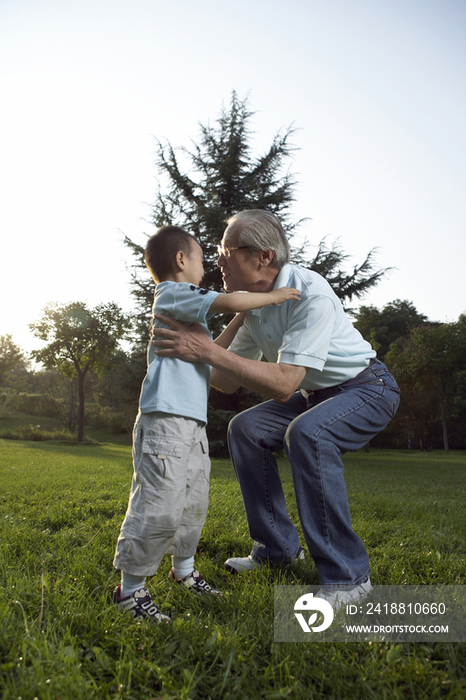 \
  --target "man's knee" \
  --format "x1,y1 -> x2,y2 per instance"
284,413 -> 320,453
227,409 -> 250,442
